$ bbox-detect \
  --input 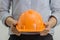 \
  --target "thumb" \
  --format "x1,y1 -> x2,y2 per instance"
13,20 -> 17,25
12,20 -> 17,27
44,22 -> 49,28
44,22 -> 50,32
45,25 -> 51,32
